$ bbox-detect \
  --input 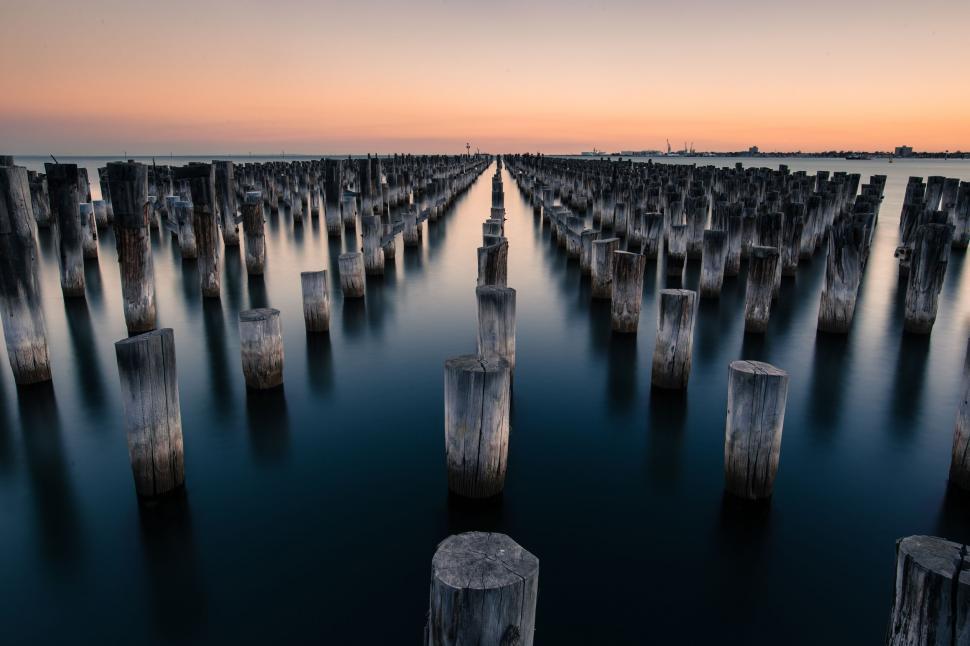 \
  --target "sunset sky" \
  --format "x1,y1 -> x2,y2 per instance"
3,0 -> 968,155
